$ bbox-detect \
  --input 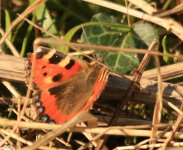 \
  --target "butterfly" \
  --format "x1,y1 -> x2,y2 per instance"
28,46 -> 108,124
